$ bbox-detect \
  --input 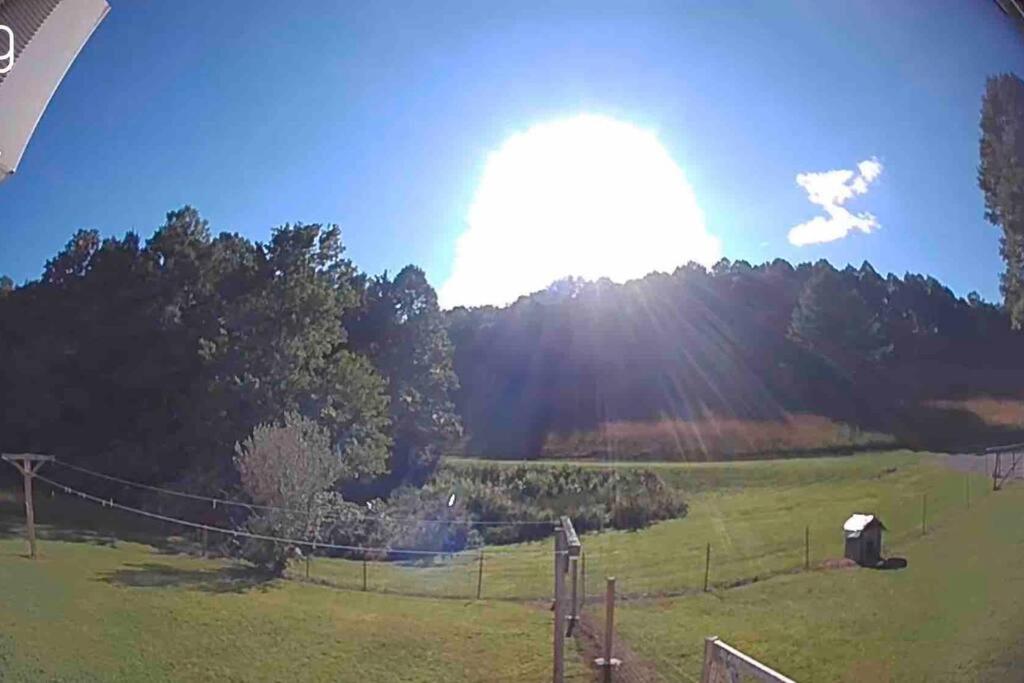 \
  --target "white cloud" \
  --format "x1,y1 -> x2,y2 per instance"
787,157 -> 883,247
